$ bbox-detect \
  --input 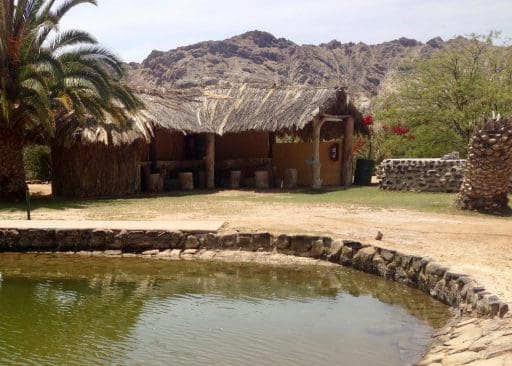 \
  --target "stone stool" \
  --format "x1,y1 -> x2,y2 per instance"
178,172 -> 194,190
147,173 -> 164,192
283,168 -> 298,189
254,170 -> 269,189
230,170 -> 241,189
